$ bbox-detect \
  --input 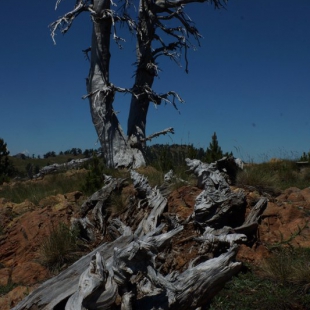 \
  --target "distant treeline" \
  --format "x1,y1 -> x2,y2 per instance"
2,132 -> 233,181
13,148 -> 97,160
